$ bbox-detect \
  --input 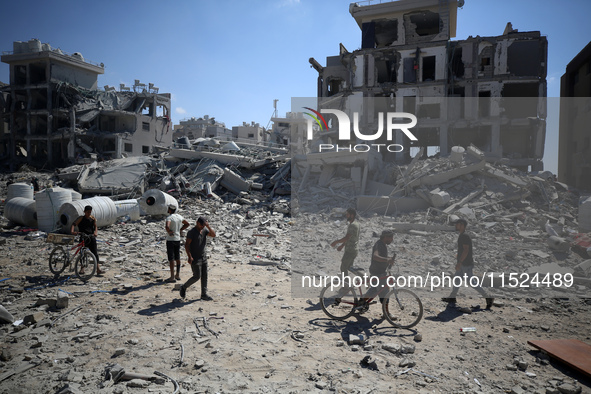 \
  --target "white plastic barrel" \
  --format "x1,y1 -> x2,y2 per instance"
450,146 -> 465,163
4,197 -> 37,227
69,189 -> 82,201
35,187 -> 73,232
114,199 -> 141,221
58,196 -> 118,231
139,190 -> 178,216
7,183 -> 34,203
